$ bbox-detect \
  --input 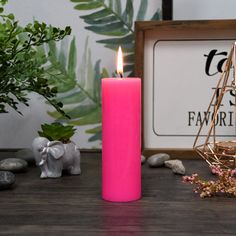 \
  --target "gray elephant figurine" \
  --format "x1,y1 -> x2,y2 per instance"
32,137 -> 81,178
